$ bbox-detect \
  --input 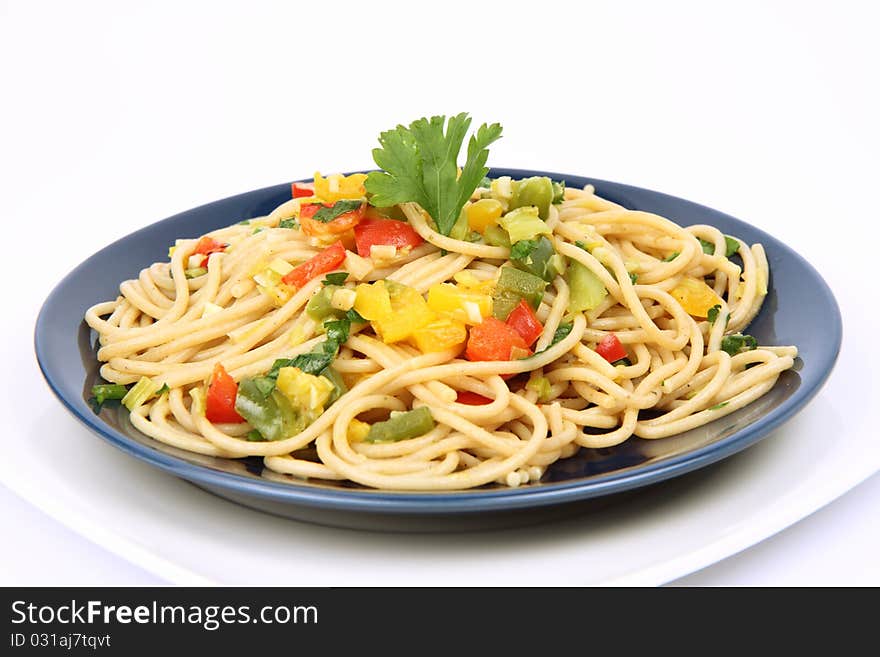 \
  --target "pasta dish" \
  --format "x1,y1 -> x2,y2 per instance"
85,114 -> 797,490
